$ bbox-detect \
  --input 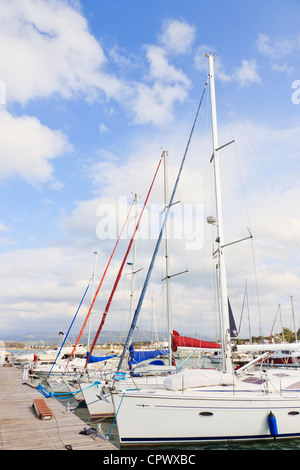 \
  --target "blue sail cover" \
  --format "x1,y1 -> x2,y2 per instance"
128,345 -> 168,369
86,352 -> 117,363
